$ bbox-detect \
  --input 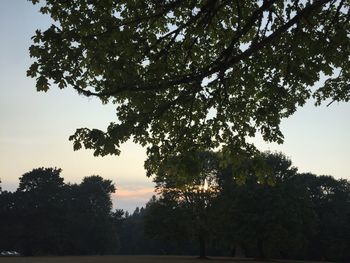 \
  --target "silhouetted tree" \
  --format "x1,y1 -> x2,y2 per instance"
147,151 -> 220,258
298,173 -> 350,261
0,168 -> 120,256
118,207 -> 148,254
118,204 -> 198,255
0,189 -> 17,252
144,196 -> 197,254
72,175 -> 118,255
14,168 -> 66,255
214,152 -> 317,259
